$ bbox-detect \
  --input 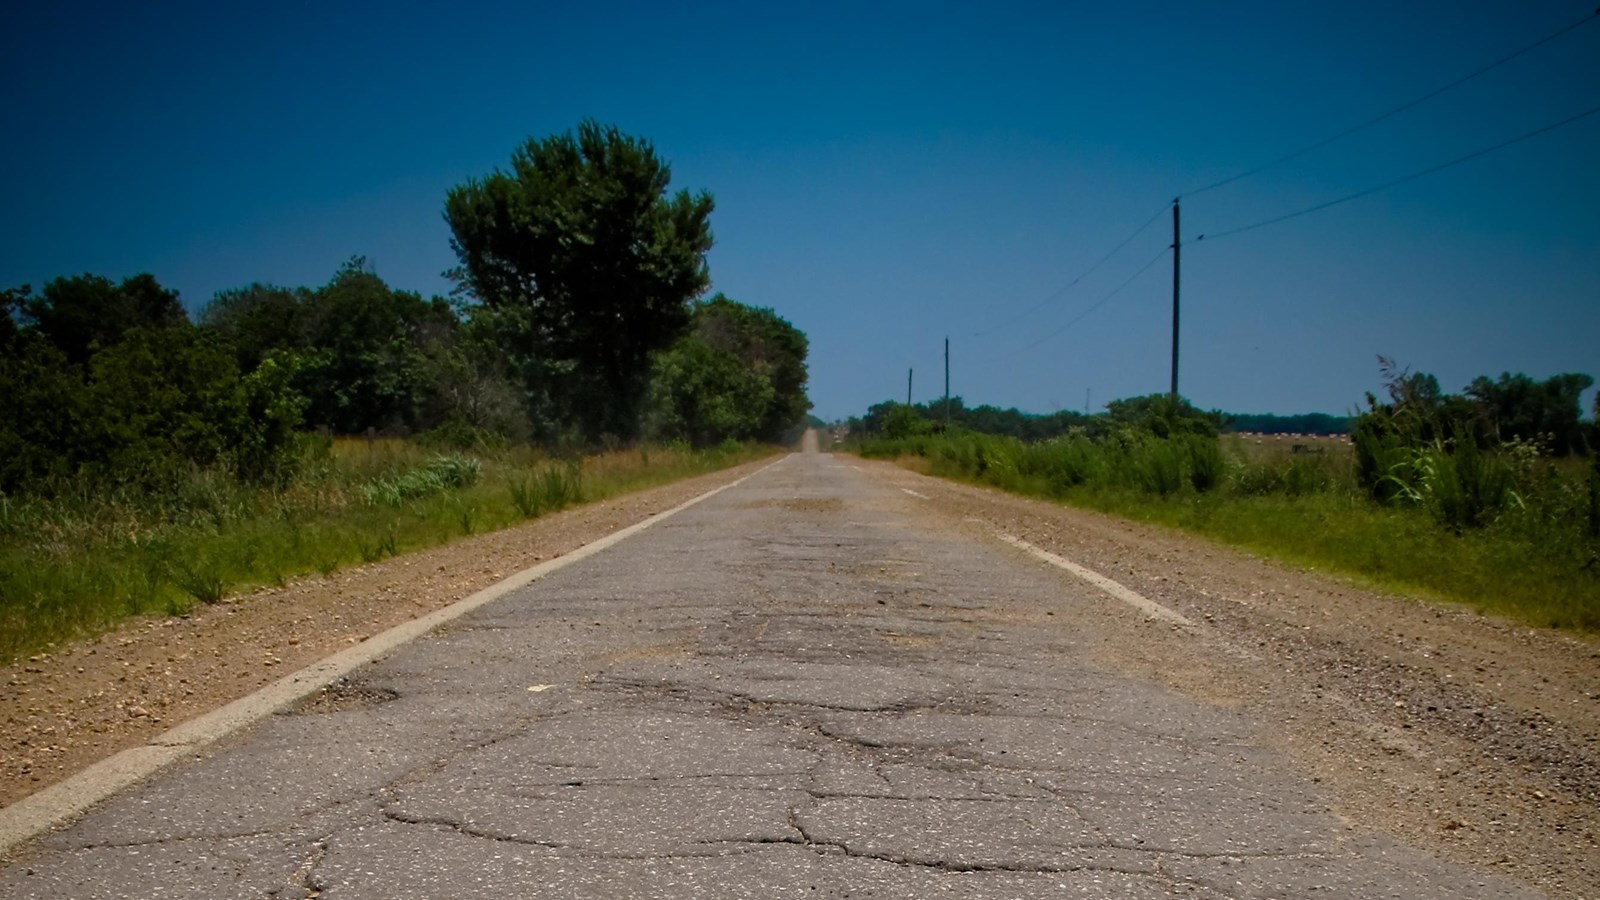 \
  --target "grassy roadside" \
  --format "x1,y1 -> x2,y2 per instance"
862,435 -> 1599,632
0,440 -> 775,661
